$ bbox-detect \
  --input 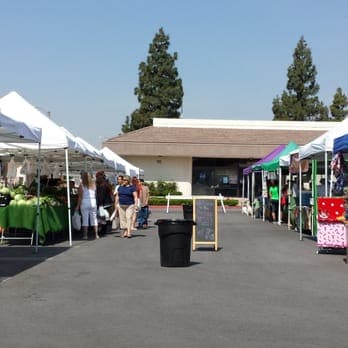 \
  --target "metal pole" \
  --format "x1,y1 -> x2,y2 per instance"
278,167 -> 282,225
324,151 -> 328,196
251,172 -> 255,218
34,143 -> 41,253
299,161 -> 303,241
65,149 -> 72,247
262,170 -> 266,222
242,175 -> 245,213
